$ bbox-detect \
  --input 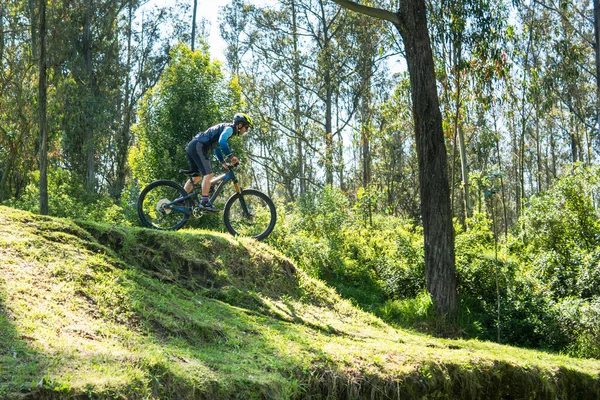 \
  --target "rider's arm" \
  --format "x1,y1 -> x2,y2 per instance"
214,126 -> 234,162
